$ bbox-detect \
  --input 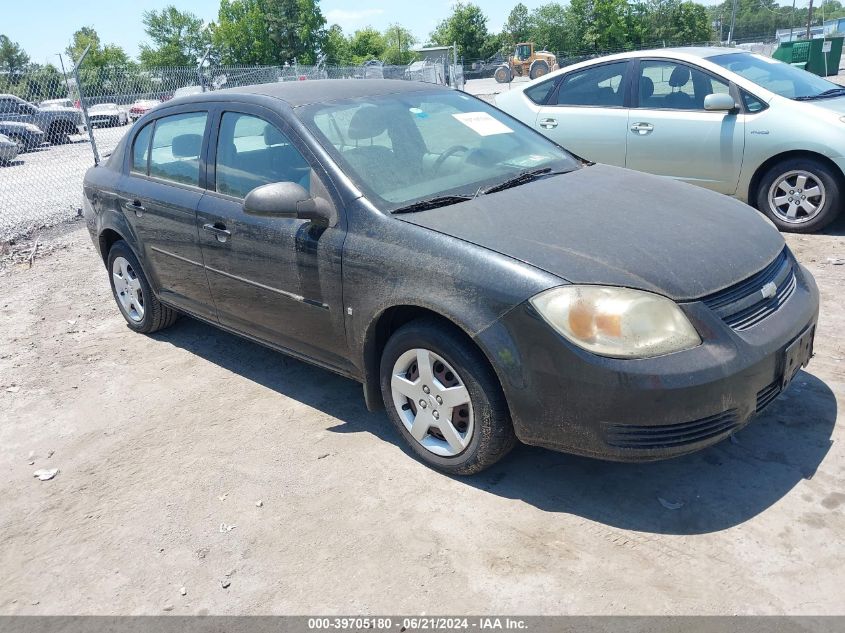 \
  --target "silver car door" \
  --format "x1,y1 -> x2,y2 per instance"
625,59 -> 746,195
534,60 -> 631,166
